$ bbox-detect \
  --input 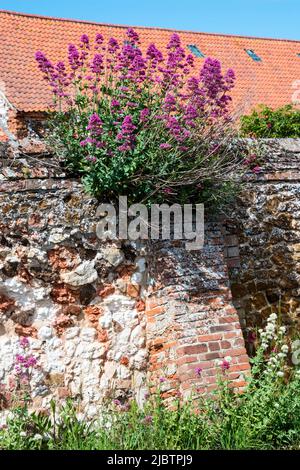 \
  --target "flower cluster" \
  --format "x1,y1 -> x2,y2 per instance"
36,28 -> 248,205
14,337 -> 38,384
257,313 -> 290,378
258,313 -> 285,350
216,356 -> 232,372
